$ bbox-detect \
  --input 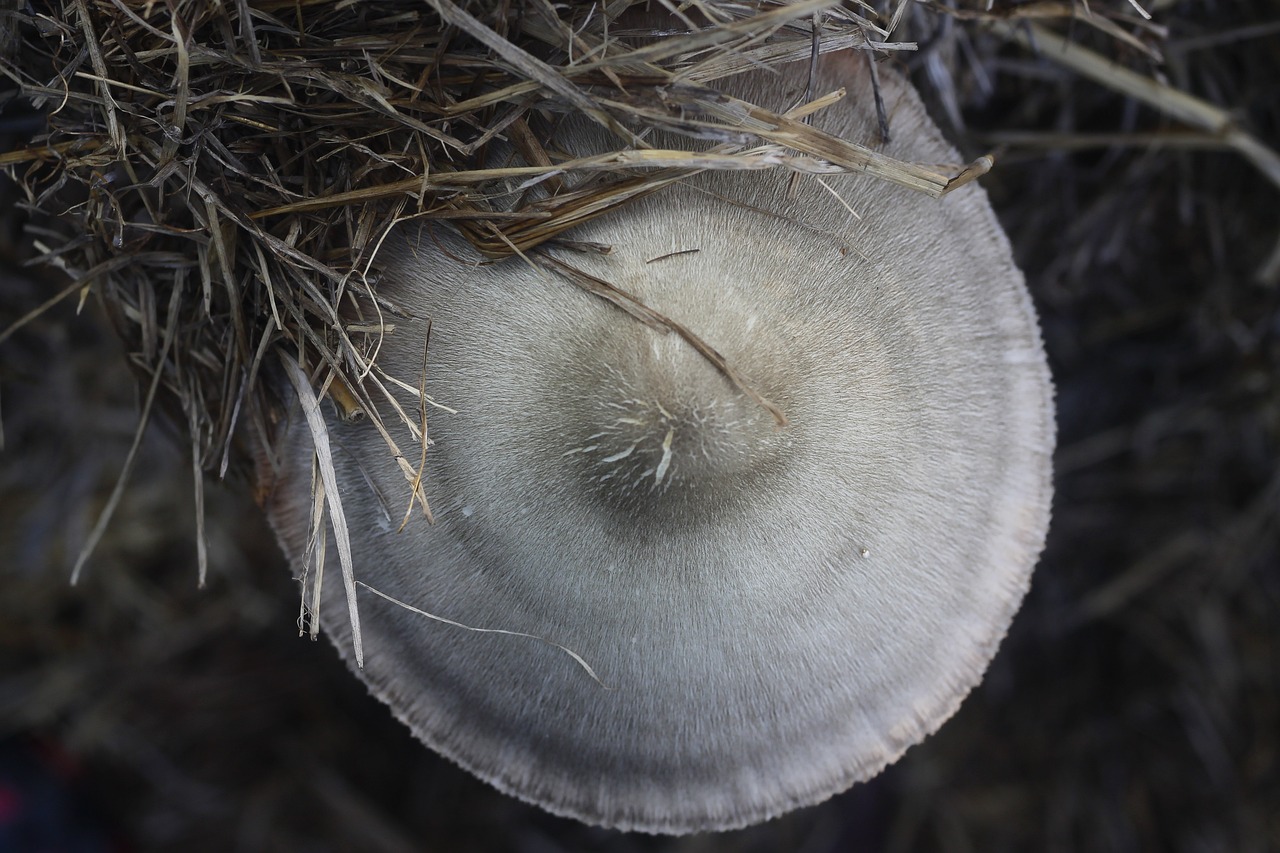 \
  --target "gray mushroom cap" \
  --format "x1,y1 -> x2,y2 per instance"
263,53 -> 1054,834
